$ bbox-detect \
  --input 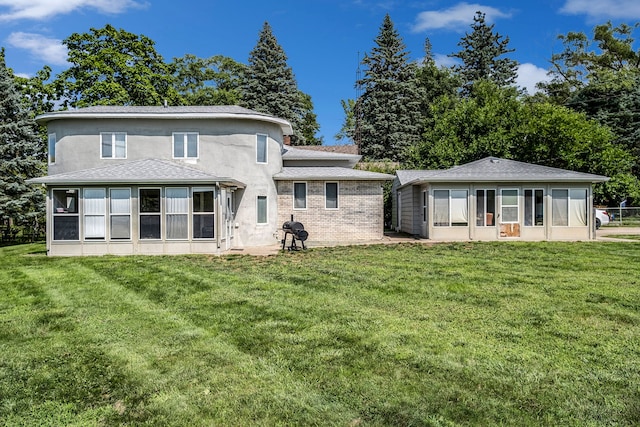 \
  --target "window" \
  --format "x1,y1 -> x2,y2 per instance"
552,189 -> 587,226
476,189 -> 496,226
83,188 -> 106,240
166,188 -> 189,240
433,190 -> 449,227
52,189 -> 79,240
256,134 -> 268,163
257,196 -> 268,224
294,182 -> 307,209
434,190 -> 468,227
173,132 -> 198,158
193,188 -> 215,239
422,190 -> 427,223
139,188 -> 161,239
501,189 -> 519,223
110,188 -> 131,240
325,182 -> 338,209
101,132 -> 126,159
48,133 -> 56,164
524,189 -> 544,226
